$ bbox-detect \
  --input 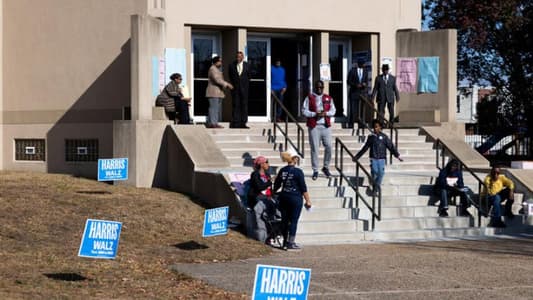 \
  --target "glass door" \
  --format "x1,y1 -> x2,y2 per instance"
191,34 -> 220,122
329,40 -> 350,119
247,37 -> 271,122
